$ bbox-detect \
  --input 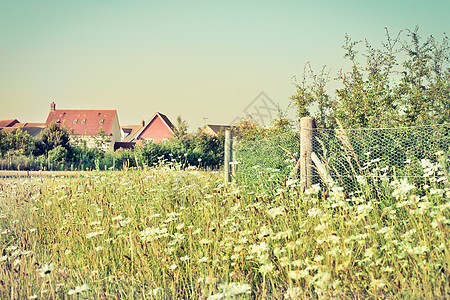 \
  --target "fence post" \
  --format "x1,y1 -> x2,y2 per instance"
224,129 -> 233,184
300,117 -> 315,190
